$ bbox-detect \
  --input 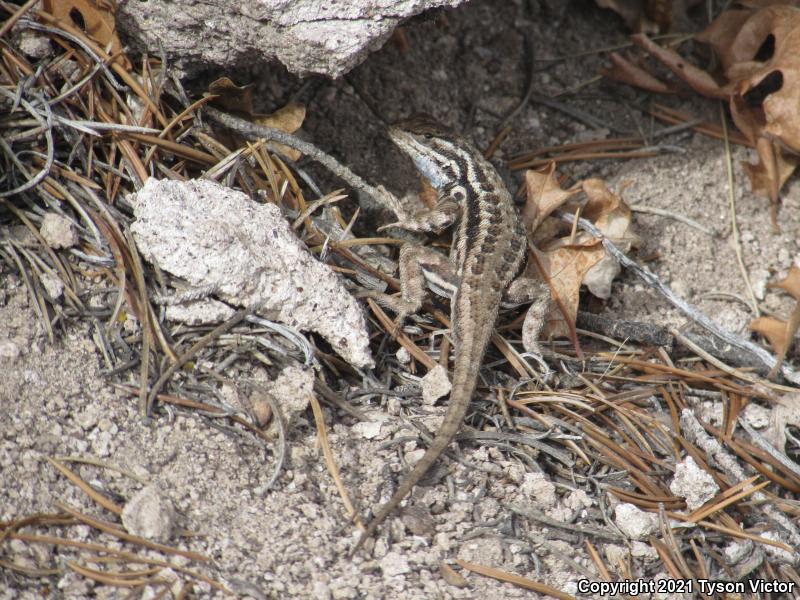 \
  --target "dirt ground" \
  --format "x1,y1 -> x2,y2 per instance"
2,1 -> 799,598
